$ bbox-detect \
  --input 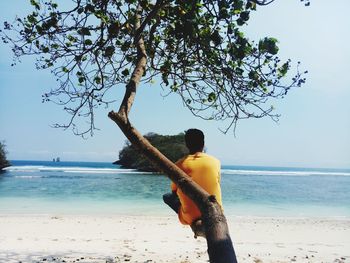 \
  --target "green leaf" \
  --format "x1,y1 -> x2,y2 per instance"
77,27 -> 91,36
67,35 -> 77,42
235,67 -> 244,75
233,0 -> 244,13
259,37 -> 279,55
94,10 -> 109,23
121,68 -> 129,76
278,62 -> 289,77
208,92 -> 217,102
27,14 -> 37,24
85,4 -> 95,13
94,76 -> 101,84
227,24 -> 234,35
246,1 -> 256,10
162,73 -> 169,86
42,46 -> 49,53
240,11 -> 250,22
219,8 -> 229,19
51,43 -> 59,49
104,46 -> 115,57
108,21 -> 120,37
248,70 -> 259,80
236,18 -> 244,26
125,55 -> 133,62
84,39 -> 93,46
159,10 -> 166,17
30,0 -> 40,10
121,41 -> 131,52
210,30 -> 222,45
171,84 -> 178,92
35,25 -> 43,35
